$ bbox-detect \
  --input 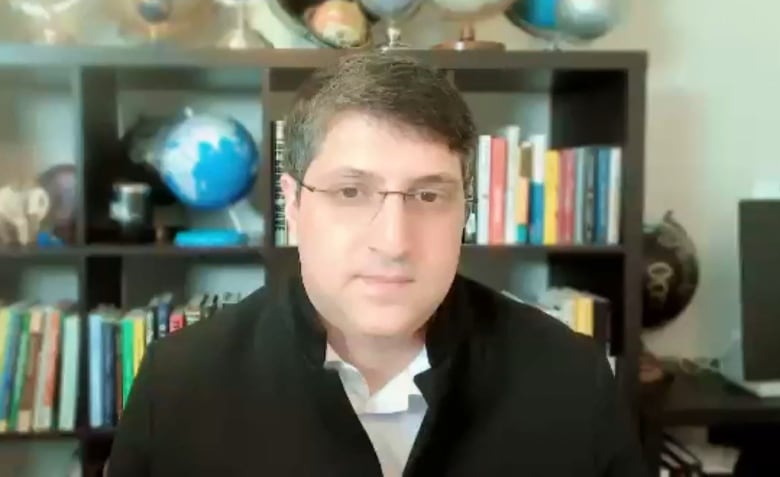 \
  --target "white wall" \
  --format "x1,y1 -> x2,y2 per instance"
2,0 -> 779,474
